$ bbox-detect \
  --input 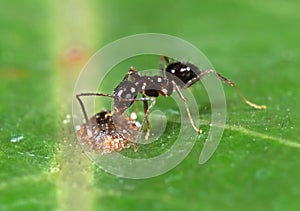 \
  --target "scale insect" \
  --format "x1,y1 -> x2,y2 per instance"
76,110 -> 140,154
76,55 -> 266,142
